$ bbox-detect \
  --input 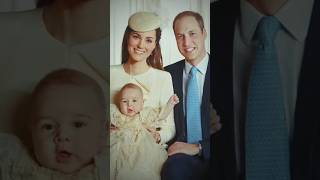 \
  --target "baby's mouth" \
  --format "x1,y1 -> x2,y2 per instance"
56,150 -> 72,163
128,107 -> 134,113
